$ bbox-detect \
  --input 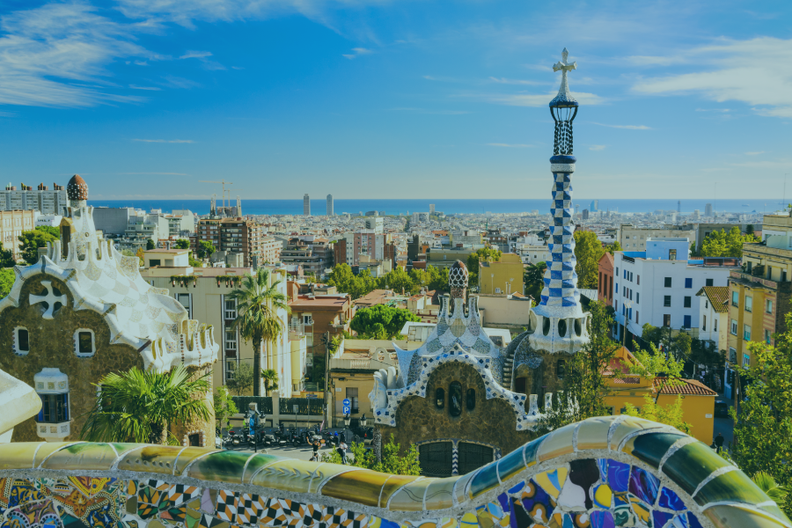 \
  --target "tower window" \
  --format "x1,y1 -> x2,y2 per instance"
466,389 -> 476,411
556,359 -> 566,380
449,382 -> 462,417
14,327 -> 30,356
435,388 -> 445,409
